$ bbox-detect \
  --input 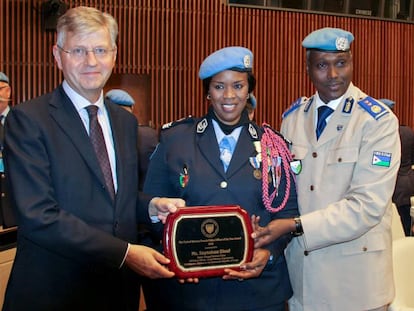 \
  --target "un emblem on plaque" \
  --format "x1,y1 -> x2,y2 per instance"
163,205 -> 254,278
201,219 -> 219,238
